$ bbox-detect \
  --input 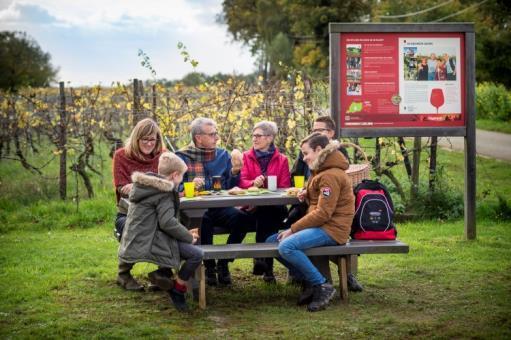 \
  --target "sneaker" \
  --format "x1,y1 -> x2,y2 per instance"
148,270 -> 173,291
297,284 -> 314,306
205,266 -> 218,286
217,262 -> 232,286
116,274 -> 144,291
307,283 -> 336,312
348,273 -> 363,292
169,288 -> 188,311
